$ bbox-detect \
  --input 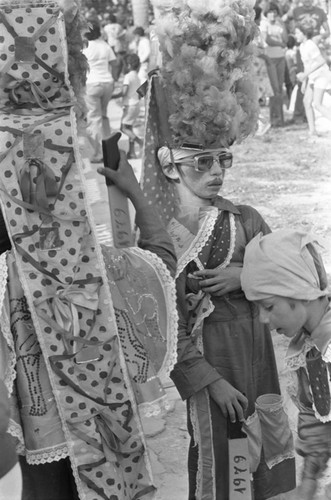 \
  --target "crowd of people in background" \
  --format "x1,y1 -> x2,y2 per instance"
80,0 -> 331,149
254,0 -> 331,137
81,3 -> 153,160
